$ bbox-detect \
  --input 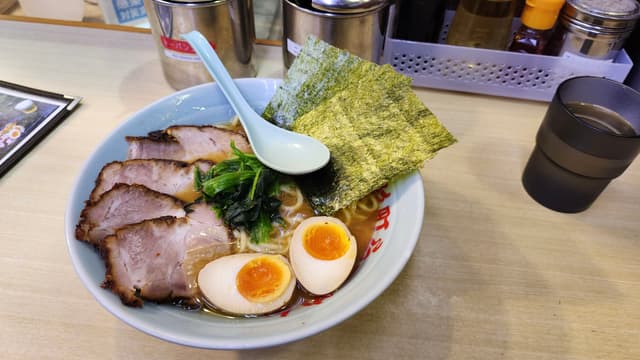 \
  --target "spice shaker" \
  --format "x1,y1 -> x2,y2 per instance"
446,0 -> 517,50
545,0 -> 640,61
